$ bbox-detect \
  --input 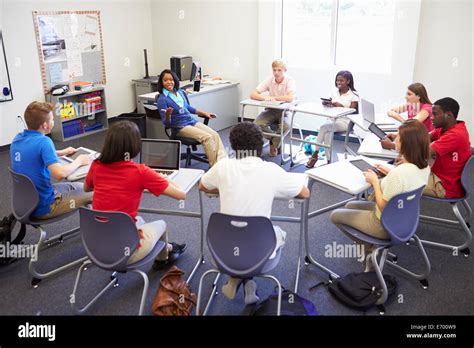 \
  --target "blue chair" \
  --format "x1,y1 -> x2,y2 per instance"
196,213 -> 283,315
70,207 -> 166,315
9,168 -> 88,288
420,149 -> 474,256
333,186 -> 430,312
